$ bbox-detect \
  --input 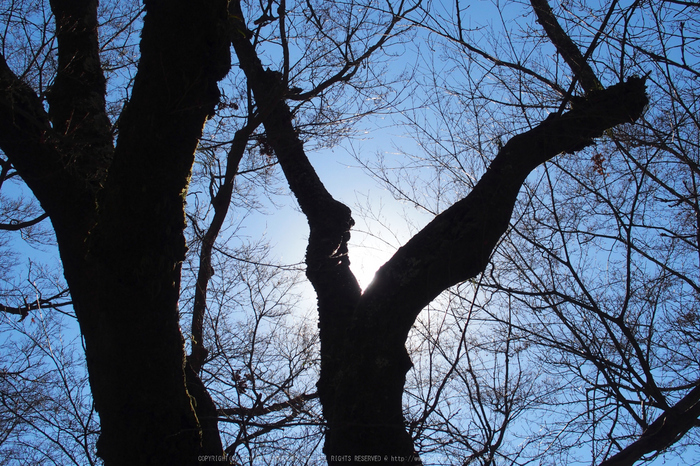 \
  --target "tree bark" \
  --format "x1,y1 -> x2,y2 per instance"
1,0 -> 231,464
229,1 -> 648,462
1,0 -> 652,462
324,77 -> 648,465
